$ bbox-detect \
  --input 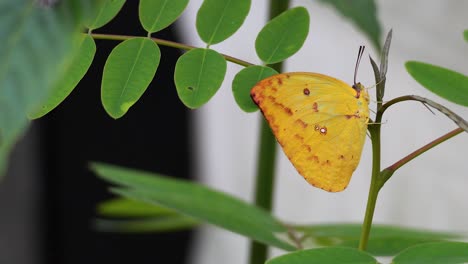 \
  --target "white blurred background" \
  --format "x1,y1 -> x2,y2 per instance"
176,1 -> 468,263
